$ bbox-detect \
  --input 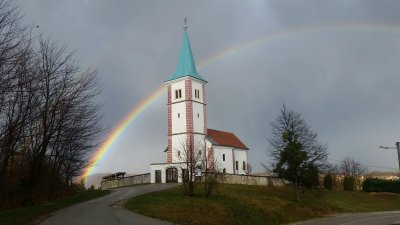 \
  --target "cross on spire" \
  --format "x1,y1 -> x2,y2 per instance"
184,17 -> 188,30
165,20 -> 207,82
